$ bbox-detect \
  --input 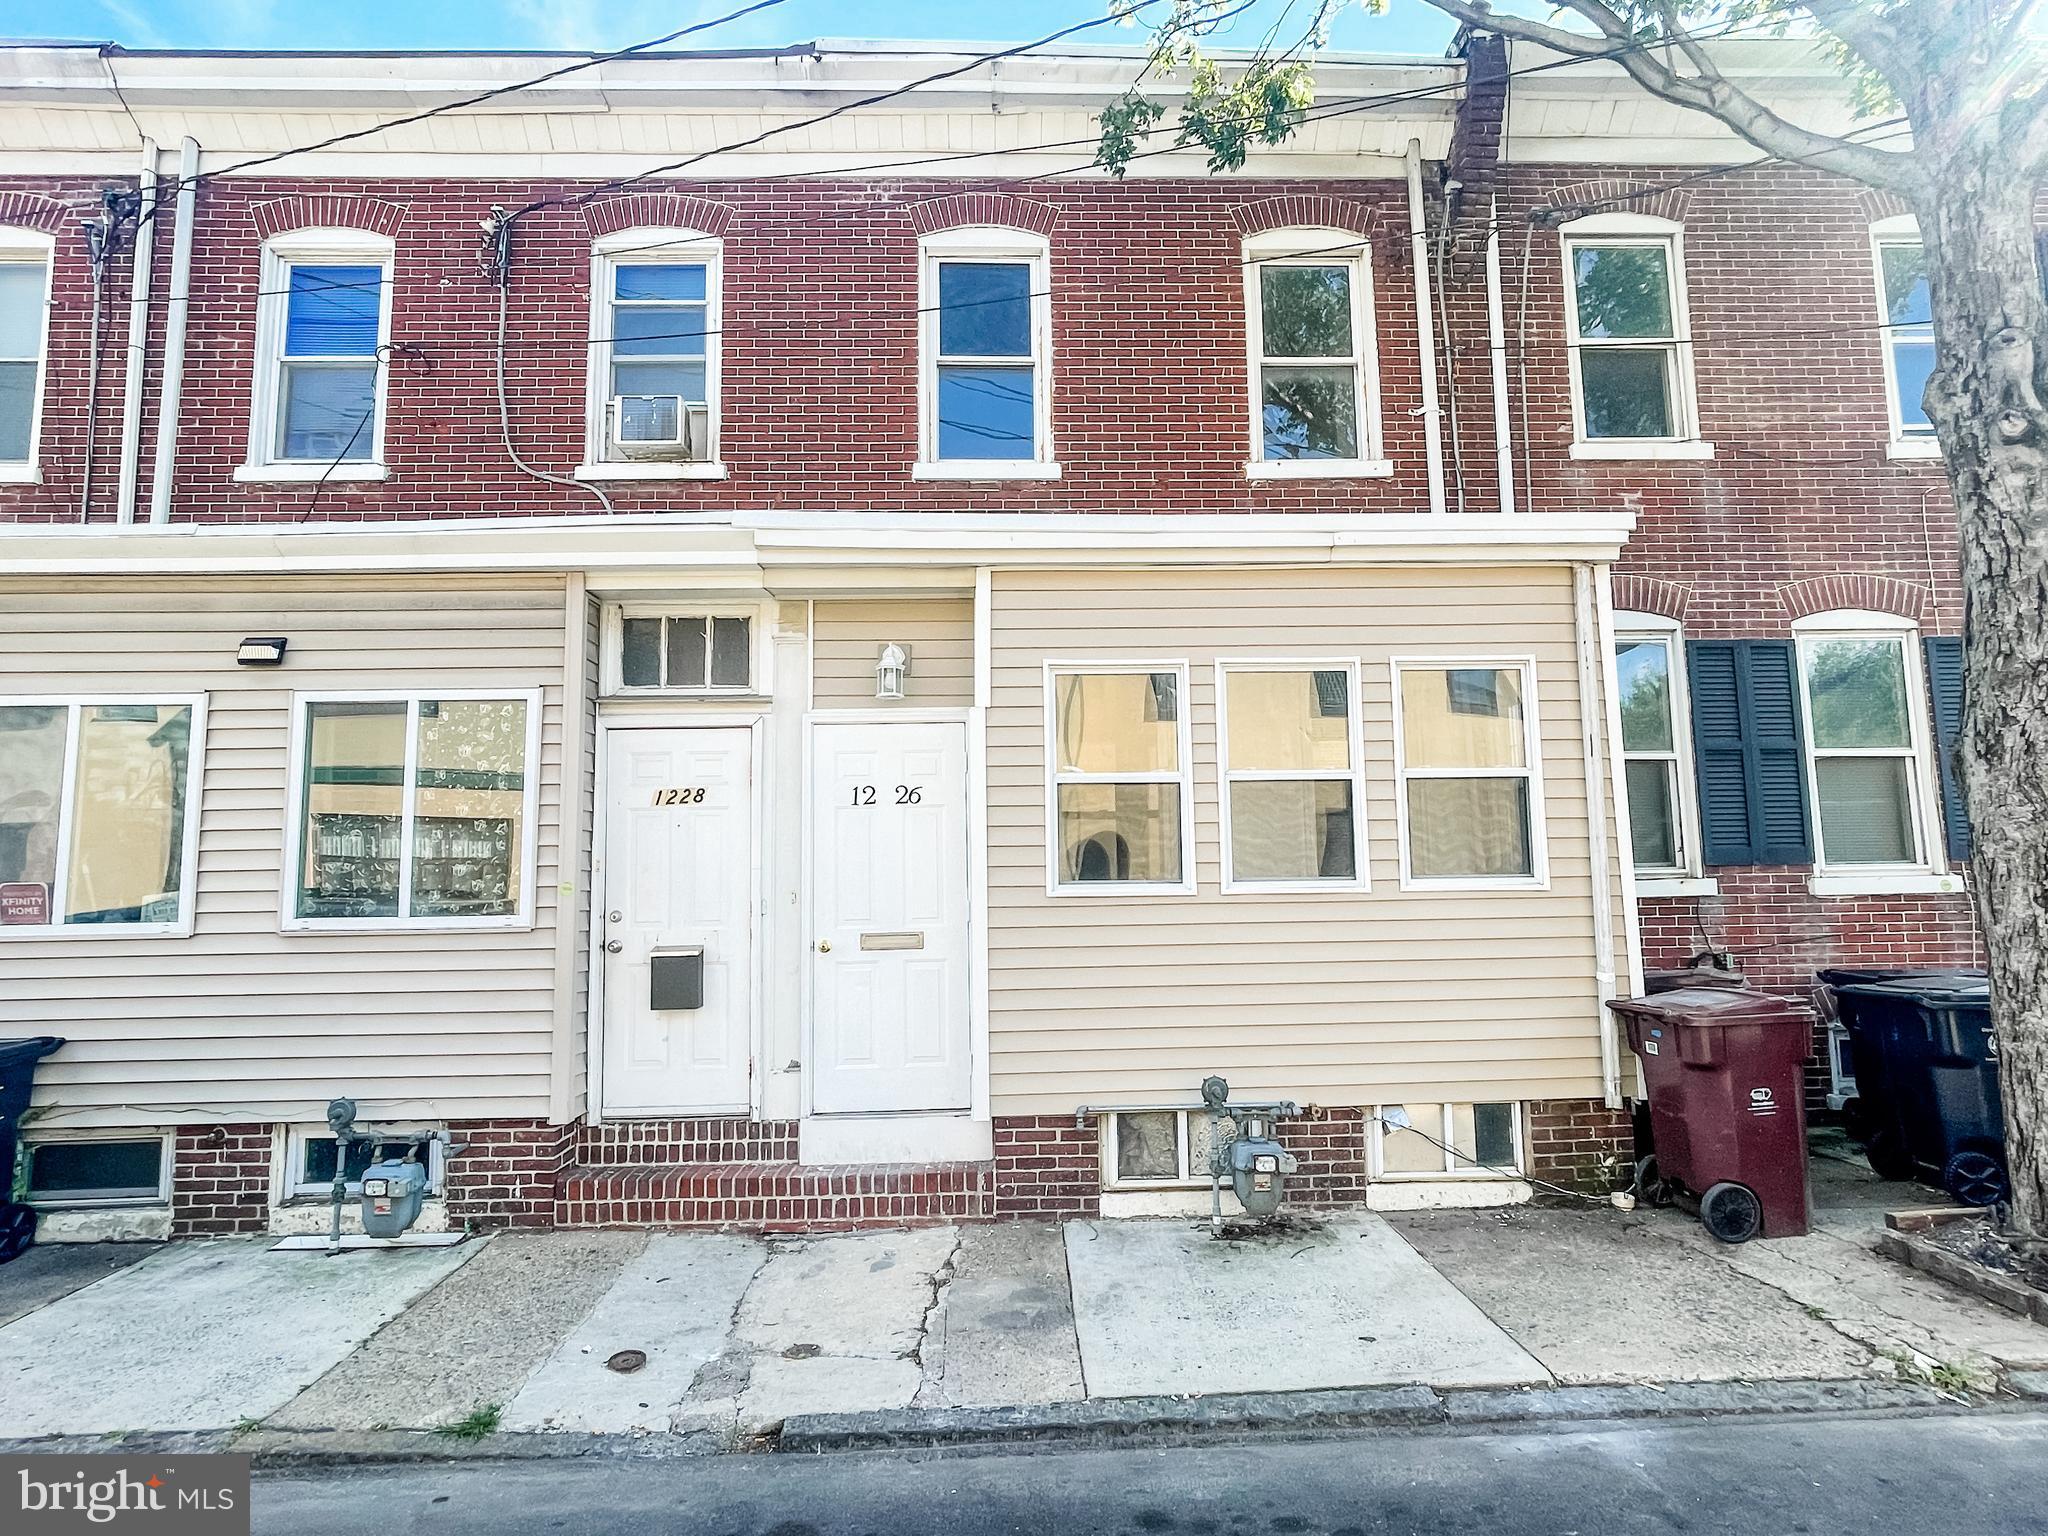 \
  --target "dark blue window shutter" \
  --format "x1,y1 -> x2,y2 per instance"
1687,639 -> 1813,867
1923,636 -> 1971,860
